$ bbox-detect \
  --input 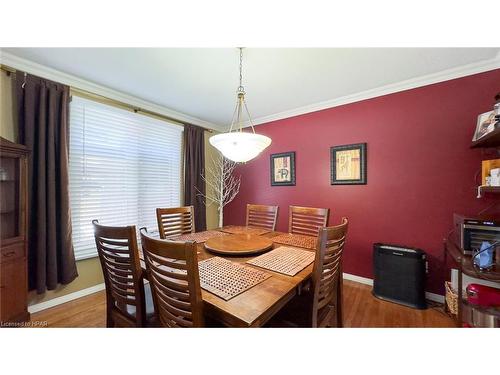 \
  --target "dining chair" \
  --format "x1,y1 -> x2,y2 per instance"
310,217 -> 348,327
92,220 -> 156,327
140,228 -> 204,327
267,217 -> 348,328
246,204 -> 279,231
156,206 -> 195,239
288,205 -> 329,236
